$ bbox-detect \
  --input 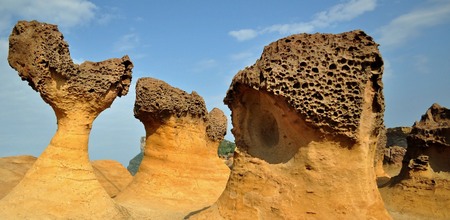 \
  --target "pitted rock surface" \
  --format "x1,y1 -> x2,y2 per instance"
408,103 -> 450,149
8,20 -> 132,111
192,31 -> 390,220
134,77 -> 207,123
206,108 -> 227,142
224,30 -> 384,141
